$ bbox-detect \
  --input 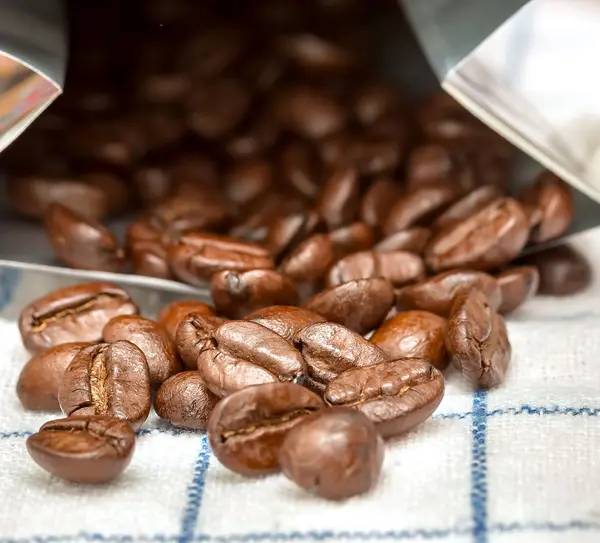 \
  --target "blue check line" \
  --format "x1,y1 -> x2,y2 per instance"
470,392 -> 488,543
